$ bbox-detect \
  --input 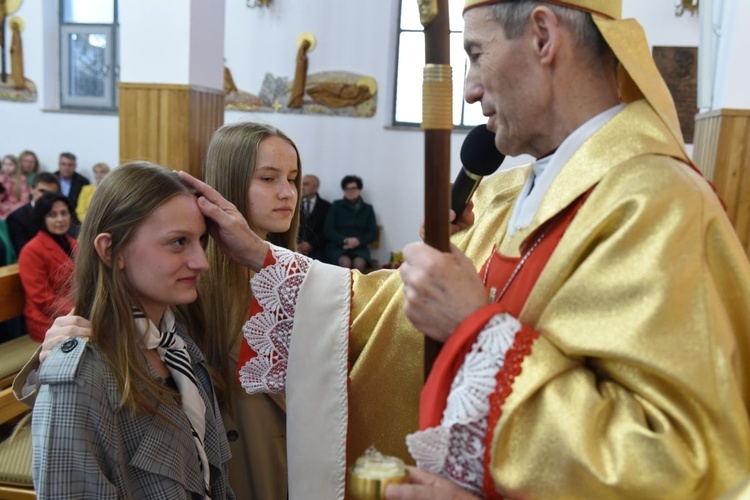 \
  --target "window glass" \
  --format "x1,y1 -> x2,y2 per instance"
62,0 -> 115,24
393,0 -> 484,128
400,0 -> 423,30
59,0 -> 118,110
394,32 -> 425,124
65,31 -> 108,98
